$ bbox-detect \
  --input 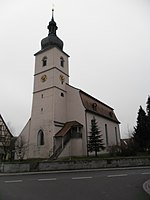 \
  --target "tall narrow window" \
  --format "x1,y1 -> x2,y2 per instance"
115,127 -> 118,145
60,57 -> 64,67
42,57 -> 47,67
37,130 -> 44,146
105,124 -> 108,146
